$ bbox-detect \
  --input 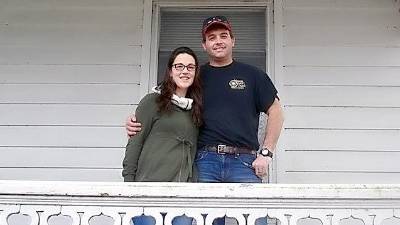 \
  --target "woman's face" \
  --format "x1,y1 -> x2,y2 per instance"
170,53 -> 196,96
